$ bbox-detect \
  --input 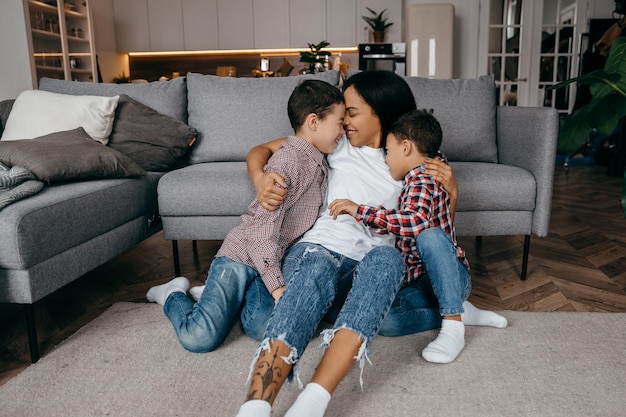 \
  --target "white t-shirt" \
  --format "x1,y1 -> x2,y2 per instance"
300,137 -> 403,261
